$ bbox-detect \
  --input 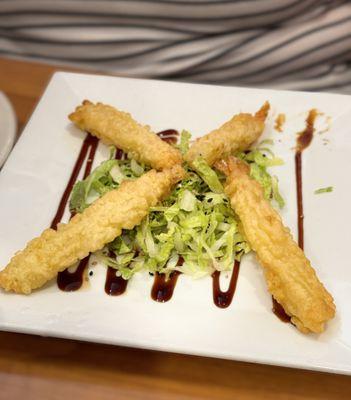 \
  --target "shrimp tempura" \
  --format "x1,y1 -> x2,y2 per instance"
215,157 -> 335,333
185,102 -> 270,167
0,165 -> 185,294
69,100 -> 182,170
